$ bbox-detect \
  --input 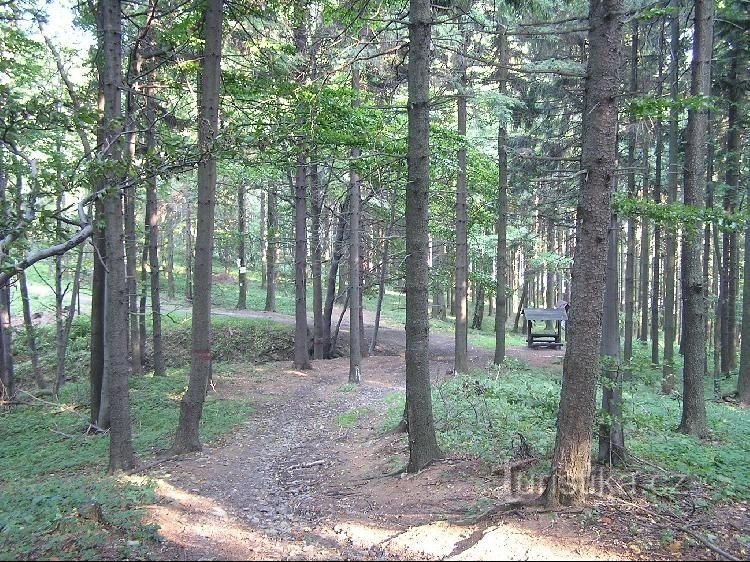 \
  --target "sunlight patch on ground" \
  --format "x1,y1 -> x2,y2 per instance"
447,522 -> 619,561
386,521 -> 474,557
